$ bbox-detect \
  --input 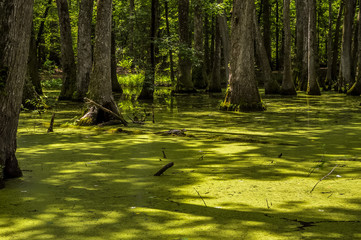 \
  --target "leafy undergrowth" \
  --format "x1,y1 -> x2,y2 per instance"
1,90 -> 361,239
